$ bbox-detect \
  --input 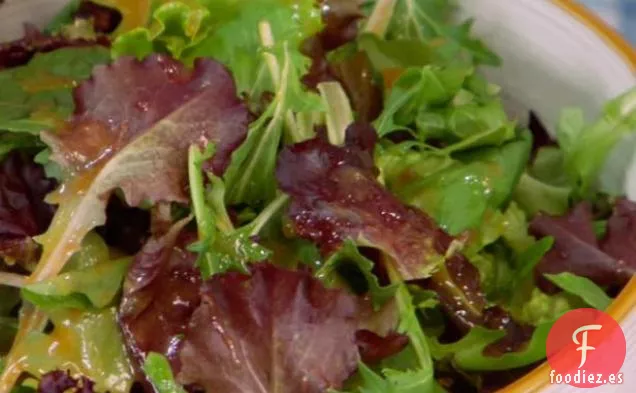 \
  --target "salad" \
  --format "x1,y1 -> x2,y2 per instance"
0,0 -> 635,392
